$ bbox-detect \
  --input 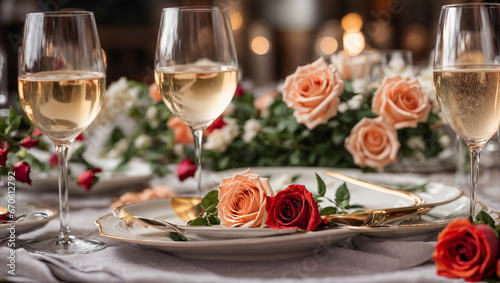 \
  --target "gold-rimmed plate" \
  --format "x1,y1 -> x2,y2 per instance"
0,202 -> 57,238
